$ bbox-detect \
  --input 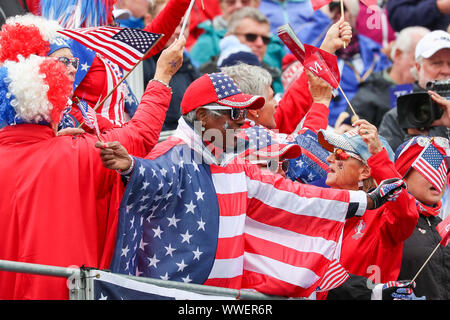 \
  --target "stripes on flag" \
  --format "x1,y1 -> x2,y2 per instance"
203,163 -> 353,297
58,26 -> 162,71
315,260 -> 349,292
99,56 -> 125,126
412,142 -> 448,193
78,98 -> 101,136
